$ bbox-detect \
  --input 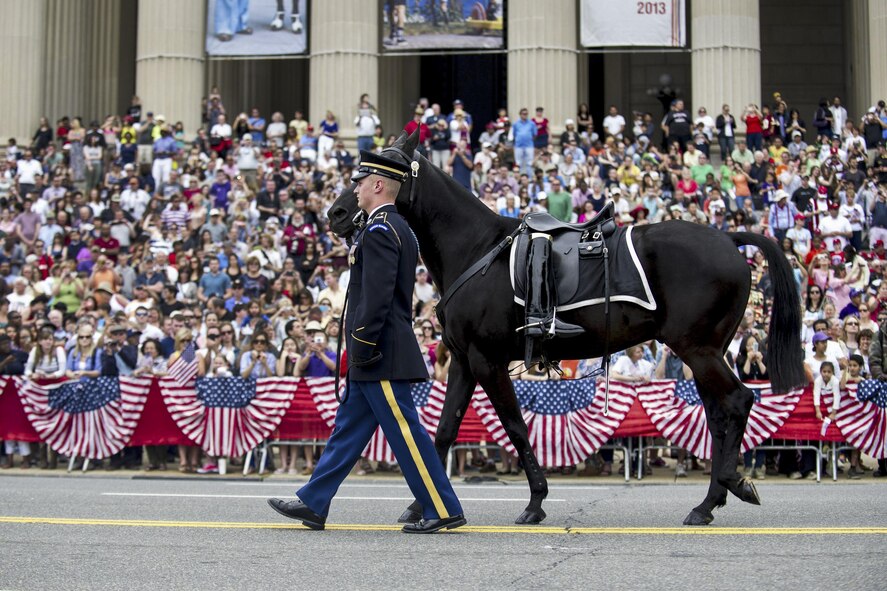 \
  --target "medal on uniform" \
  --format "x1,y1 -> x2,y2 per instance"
348,243 -> 357,266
